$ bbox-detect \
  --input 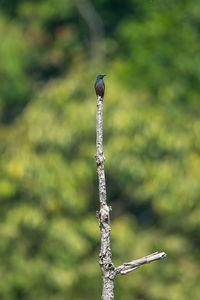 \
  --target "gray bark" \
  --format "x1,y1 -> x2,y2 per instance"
95,95 -> 115,300
95,94 -> 166,300
116,252 -> 166,275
